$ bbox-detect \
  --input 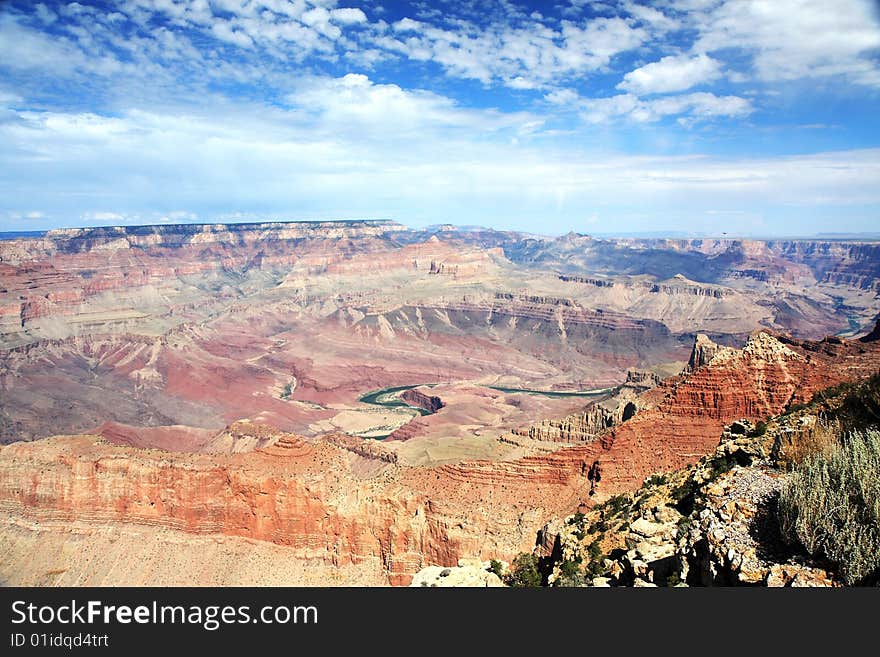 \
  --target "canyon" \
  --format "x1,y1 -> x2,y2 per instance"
1,220 -> 879,585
